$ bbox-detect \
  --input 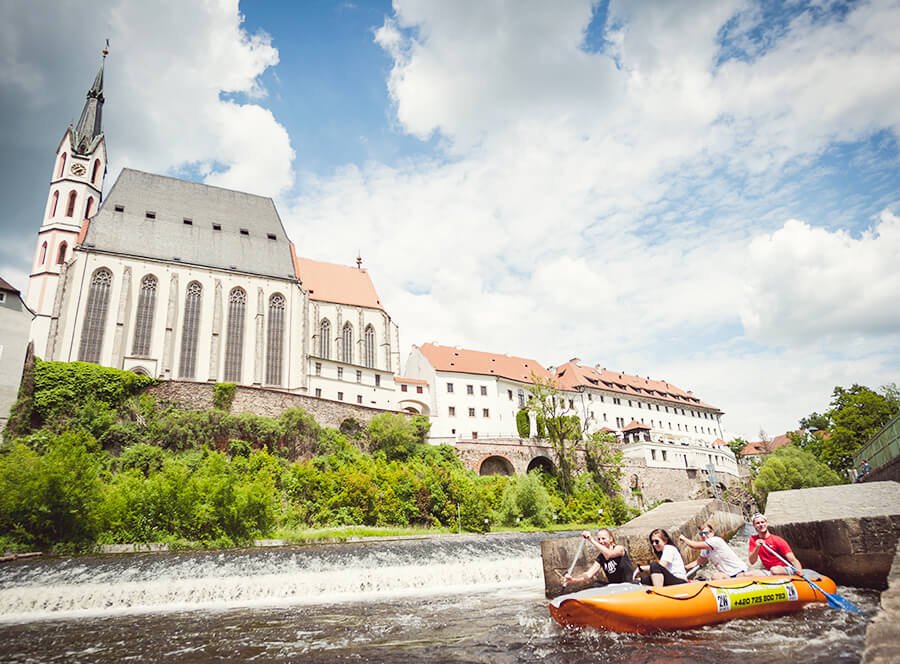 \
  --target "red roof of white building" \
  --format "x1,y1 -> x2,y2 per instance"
738,433 -> 800,456
623,420 -> 651,432
416,343 -> 553,385
293,249 -> 386,311
552,360 -> 721,413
